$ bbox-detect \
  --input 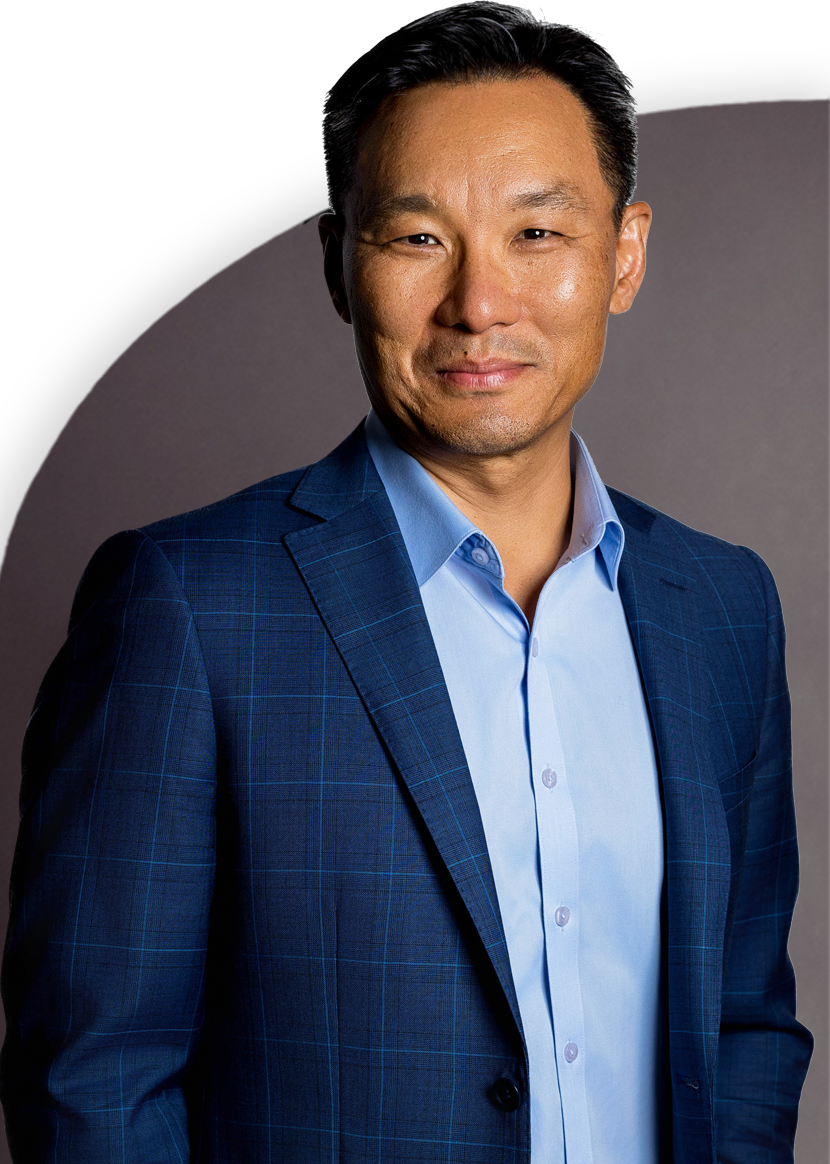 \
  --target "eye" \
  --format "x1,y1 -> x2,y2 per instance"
518,228 -> 559,241
399,233 -> 439,246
